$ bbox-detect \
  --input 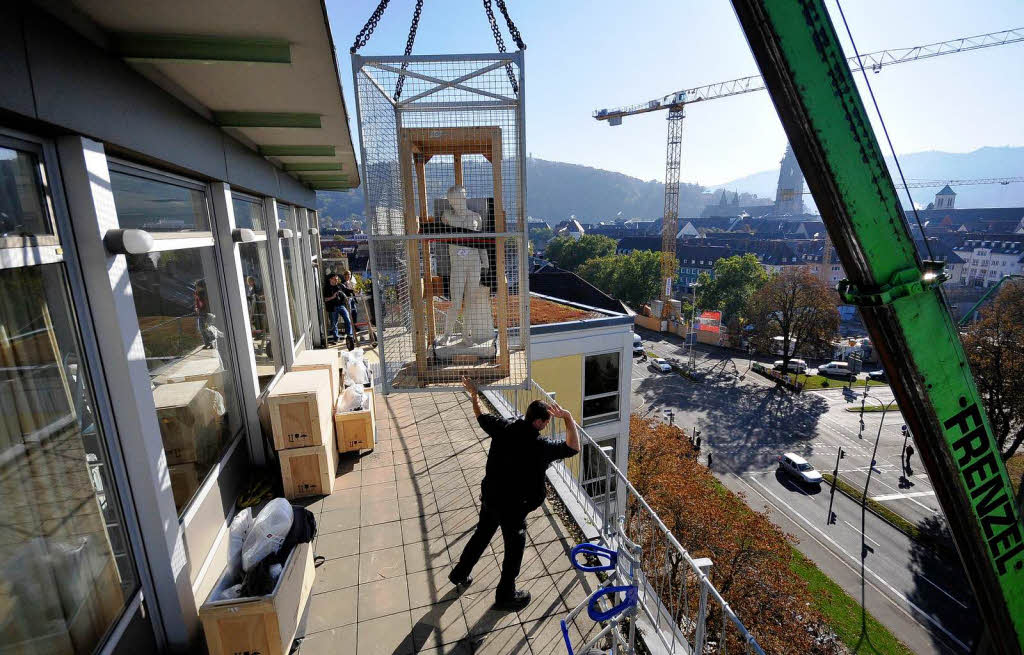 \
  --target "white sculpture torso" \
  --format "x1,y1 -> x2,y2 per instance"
438,186 -> 492,348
